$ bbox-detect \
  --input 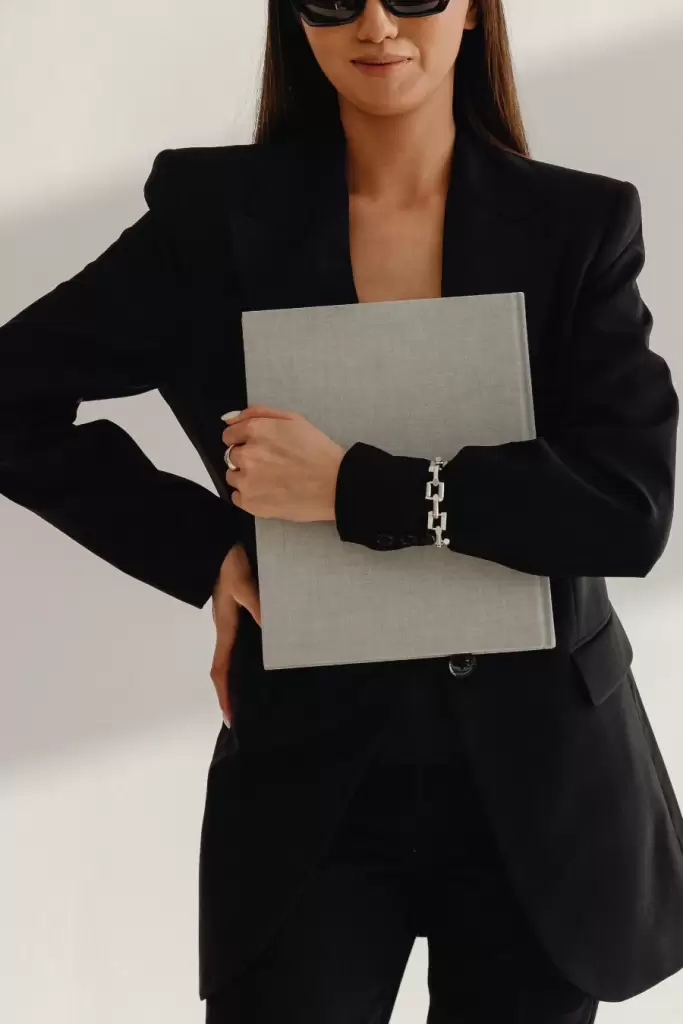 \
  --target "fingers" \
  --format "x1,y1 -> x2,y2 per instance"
240,585 -> 262,628
228,553 -> 261,628
209,555 -> 261,733
210,600 -> 239,728
210,648 -> 232,728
